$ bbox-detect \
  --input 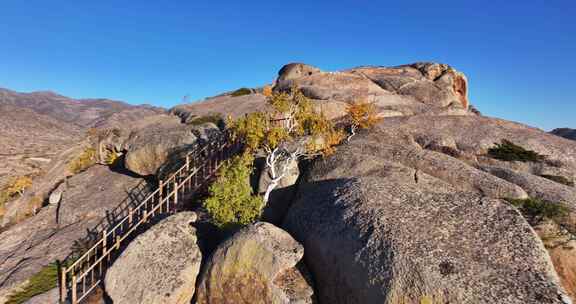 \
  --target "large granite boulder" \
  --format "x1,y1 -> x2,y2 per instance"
283,118 -> 572,303
274,62 -> 470,119
536,220 -> 576,301
277,63 -> 322,82
196,222 -> 315,304
105,212 -> 202,304
123,115 -> 197,176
